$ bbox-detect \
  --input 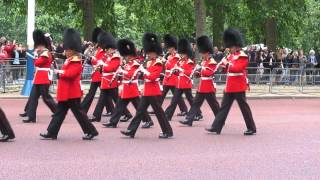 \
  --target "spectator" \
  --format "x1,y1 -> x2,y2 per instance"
212,46 -> 223,62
